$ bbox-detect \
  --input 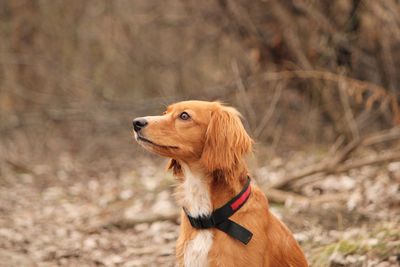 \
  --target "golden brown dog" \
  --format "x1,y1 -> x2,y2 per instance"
133,100 -> 308,267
